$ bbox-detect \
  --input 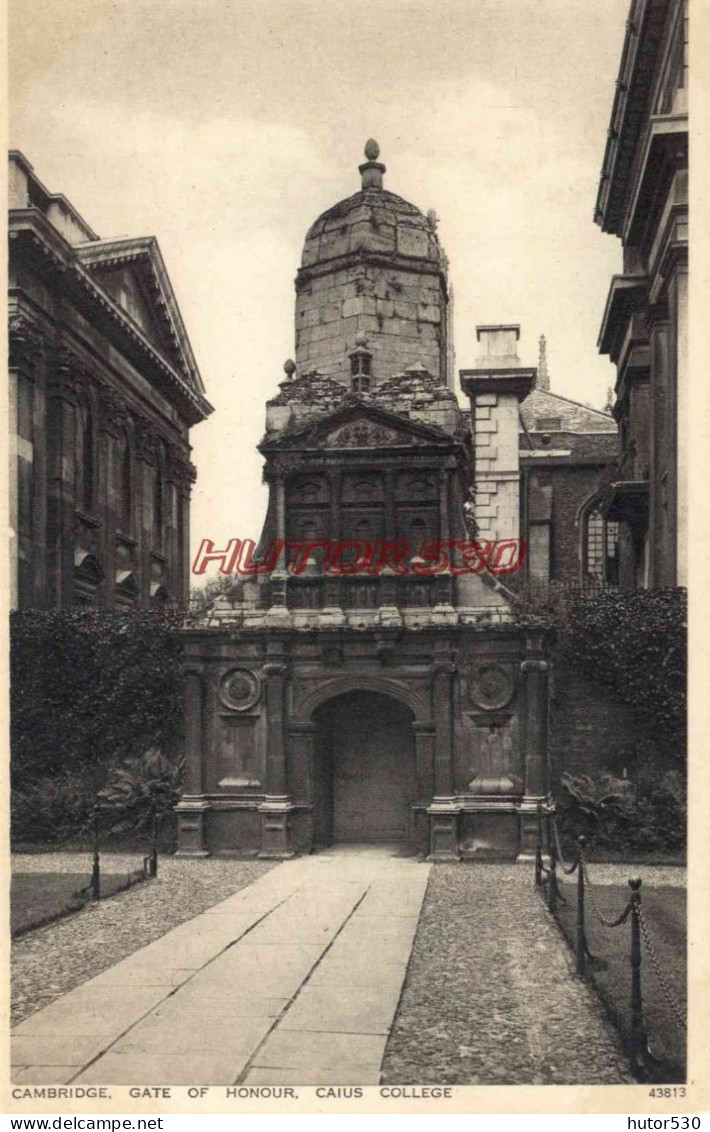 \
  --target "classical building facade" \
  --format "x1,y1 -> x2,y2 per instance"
179,143 -> 551,861
595,0 -> 687,588
8,151 -> 212,610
